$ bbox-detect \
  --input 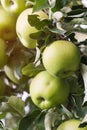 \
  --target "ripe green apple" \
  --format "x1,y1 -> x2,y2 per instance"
42,40 -> 81,78
16,8 -> 48,48
1,0 -> 28,16
0,6 -> 17,41
57,119 -> 87,130
30,71 -> 70,109
0,38 -> 8,69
